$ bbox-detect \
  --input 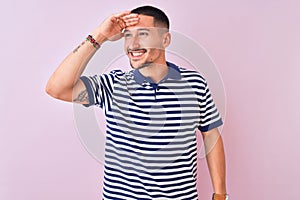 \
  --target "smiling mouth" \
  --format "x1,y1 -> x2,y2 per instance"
128,49 -> 147,58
